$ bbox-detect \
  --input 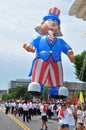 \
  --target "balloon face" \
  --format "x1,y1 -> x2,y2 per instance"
41,20 -> 60,36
